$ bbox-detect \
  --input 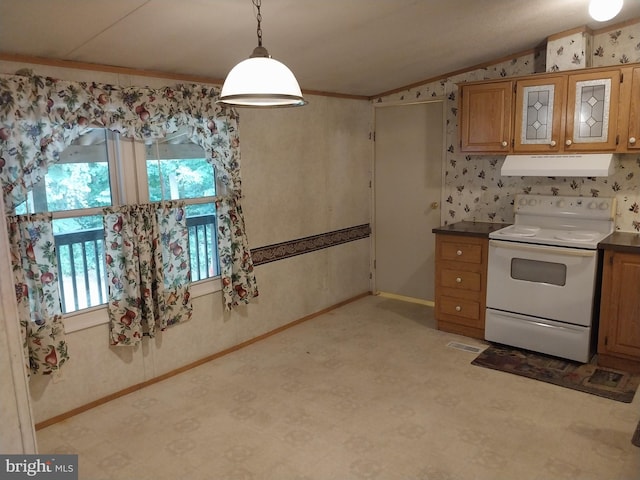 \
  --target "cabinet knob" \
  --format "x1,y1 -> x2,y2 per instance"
455,305 -> 462,312
565,139 -> 572,146
501,141 -> 508,147
456,250 -> 463,256
550,140 -> 557,147
456,277 -> 462,283
630,137 -> 637,145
